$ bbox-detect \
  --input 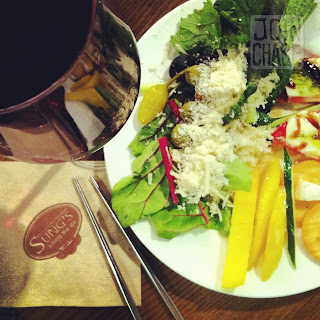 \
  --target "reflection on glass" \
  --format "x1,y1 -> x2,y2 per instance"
0,0 -> 140,163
